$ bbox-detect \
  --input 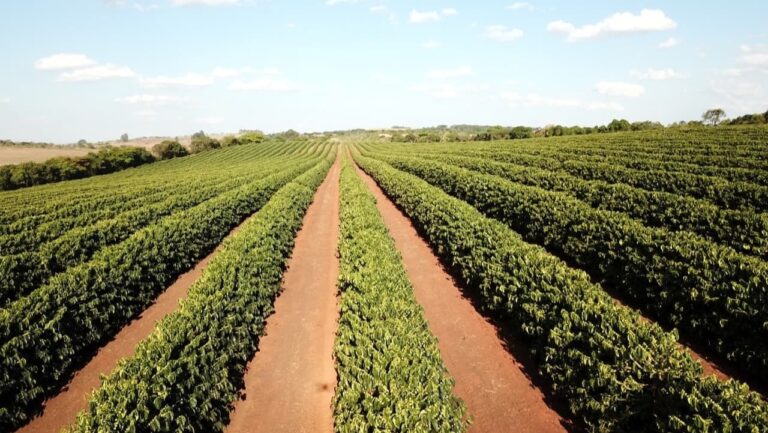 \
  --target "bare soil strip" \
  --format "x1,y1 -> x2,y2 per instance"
224,158 -> 340,433
16,224 -> 249,433
354,163 -> 570,433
